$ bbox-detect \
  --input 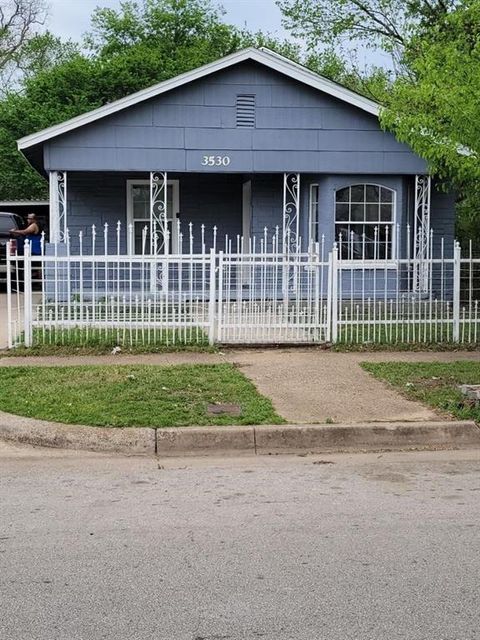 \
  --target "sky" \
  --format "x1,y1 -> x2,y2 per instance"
46,0 -> 289,42
45,0 -> 391,69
